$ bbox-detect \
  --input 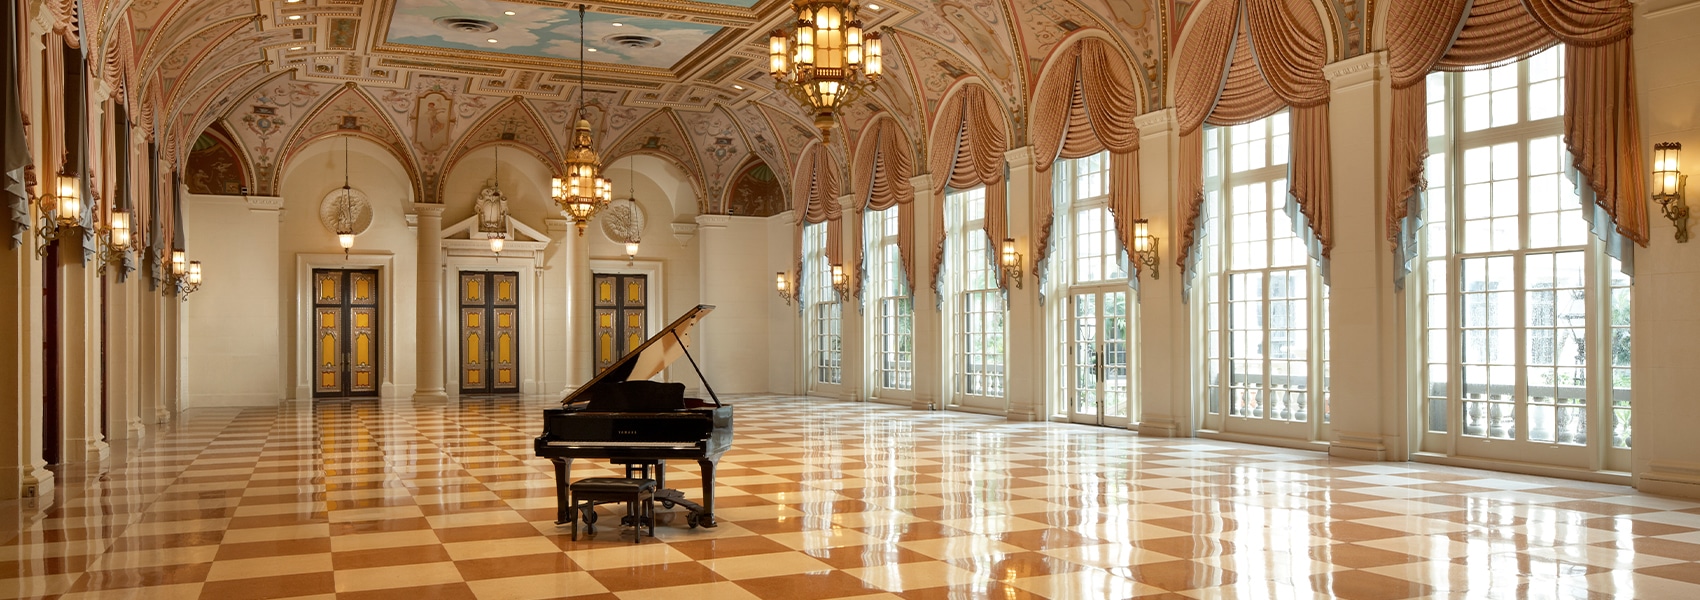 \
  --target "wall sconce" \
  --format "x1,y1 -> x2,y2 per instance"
95,209 -> 133,277
776,271 -> 793,305
830,263 -> 849,299
161,250 -> 201,298
1132,219 -> 1160,279
1654,142 -> 1689,243
182,261 -> 203,298
34,172 -> 82,257
1000,238 -> 1024,289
